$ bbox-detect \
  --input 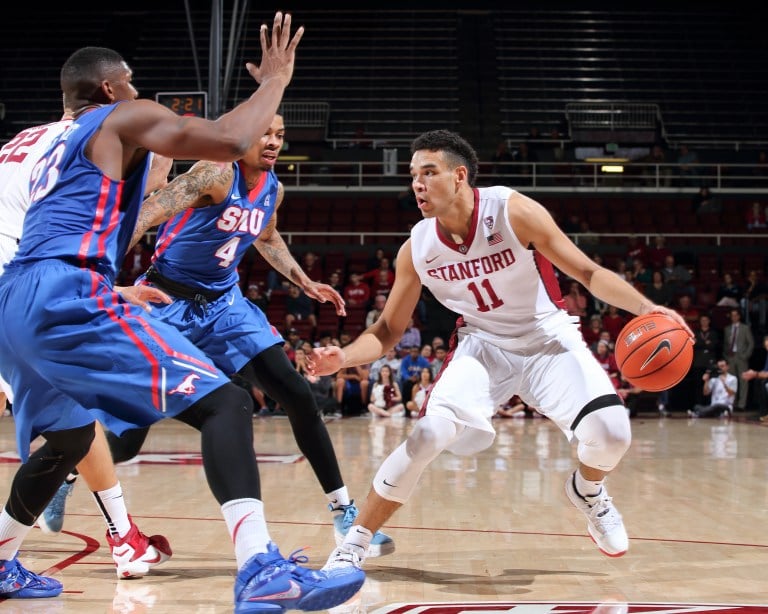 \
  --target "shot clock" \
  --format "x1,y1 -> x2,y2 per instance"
155,91 -> 208,118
